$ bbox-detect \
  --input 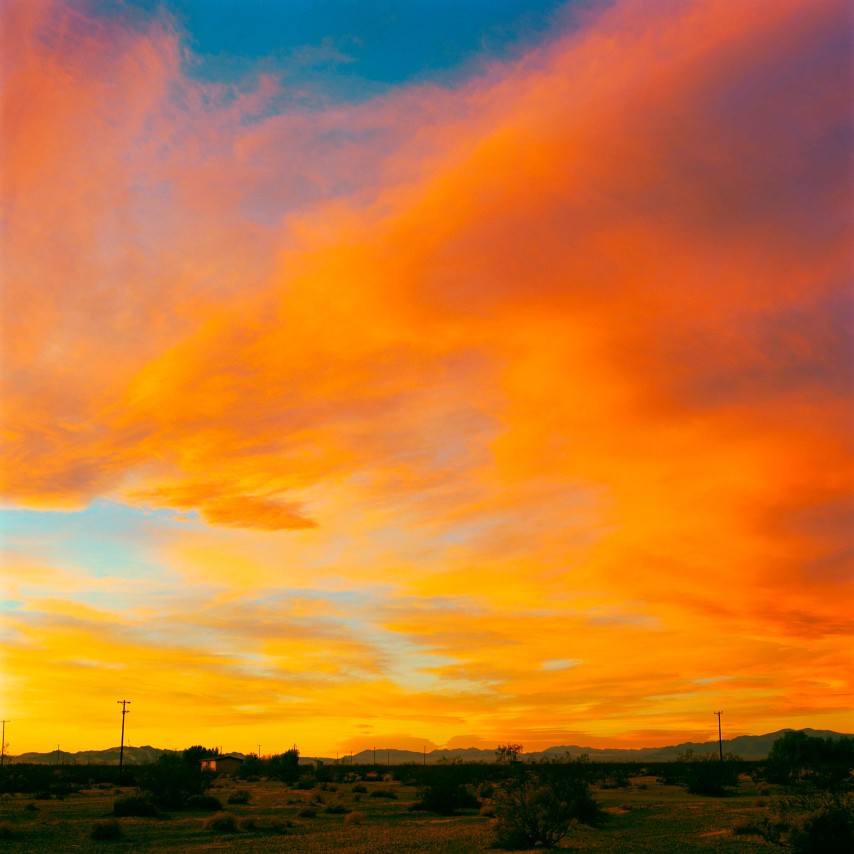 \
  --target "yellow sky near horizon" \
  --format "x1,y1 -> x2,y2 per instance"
1,0 -> 852,756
